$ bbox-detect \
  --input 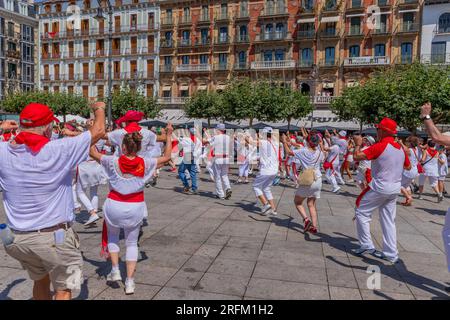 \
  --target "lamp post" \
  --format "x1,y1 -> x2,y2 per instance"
310,64 -> 319,129
94,0 -> 113,127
